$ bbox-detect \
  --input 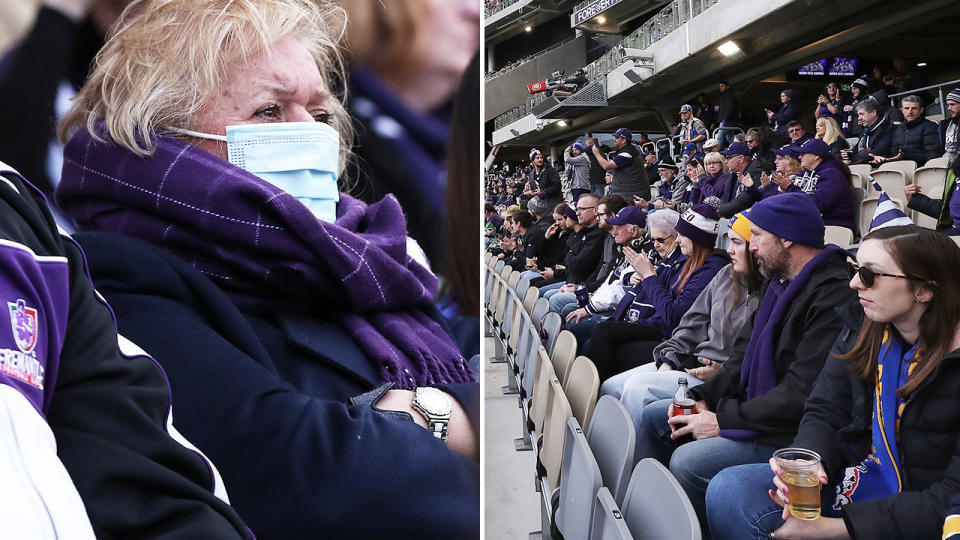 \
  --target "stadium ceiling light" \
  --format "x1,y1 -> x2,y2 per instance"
596,15 -> 606,24
717,41 -> 741,56
917,62 -> 927,67
524,24 -> 532,32
557,120 -> 567,127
